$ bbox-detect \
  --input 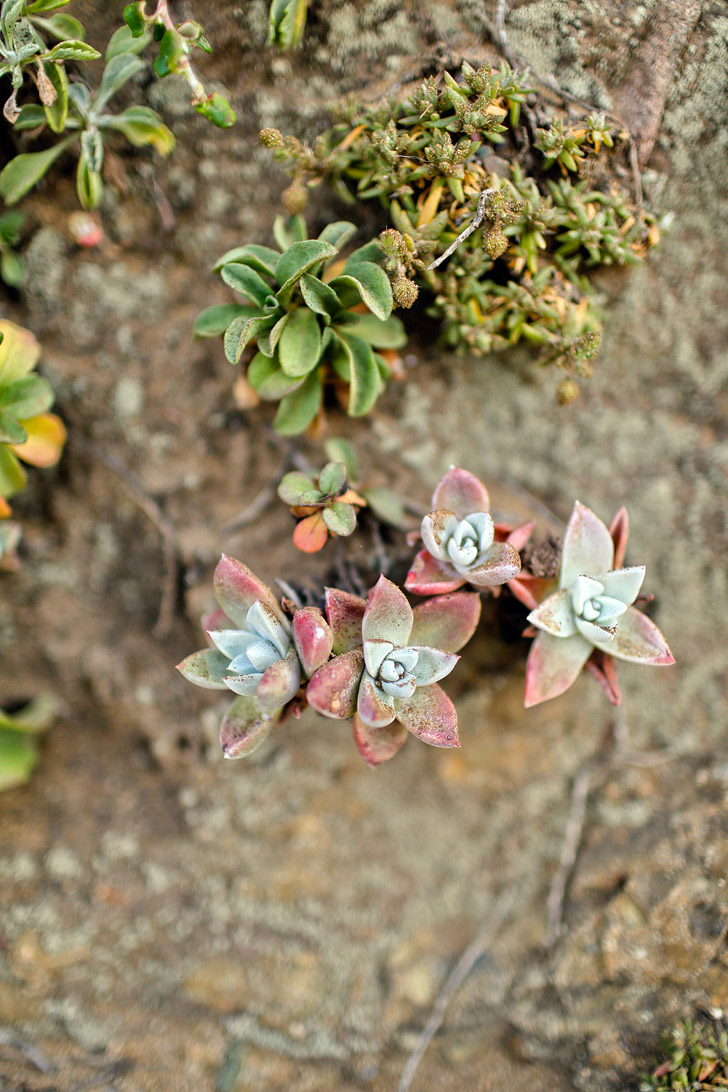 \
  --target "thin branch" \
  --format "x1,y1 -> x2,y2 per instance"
398,888 -> 515,1092
73,438 -> 180,638
427,189 -> 494,270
